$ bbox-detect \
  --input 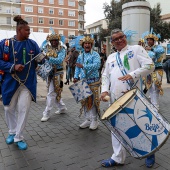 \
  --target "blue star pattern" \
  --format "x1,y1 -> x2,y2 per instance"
138,107 -> 153,124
